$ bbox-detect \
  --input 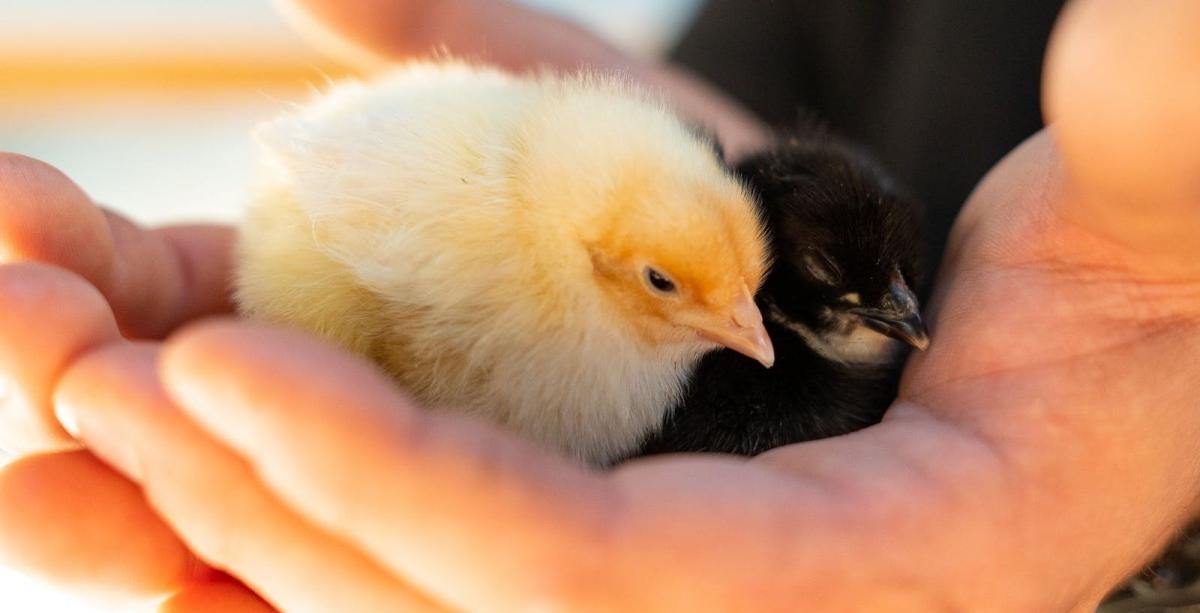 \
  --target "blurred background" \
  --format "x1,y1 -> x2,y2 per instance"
0,0 -> 701,610
0,0 -> 703,225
